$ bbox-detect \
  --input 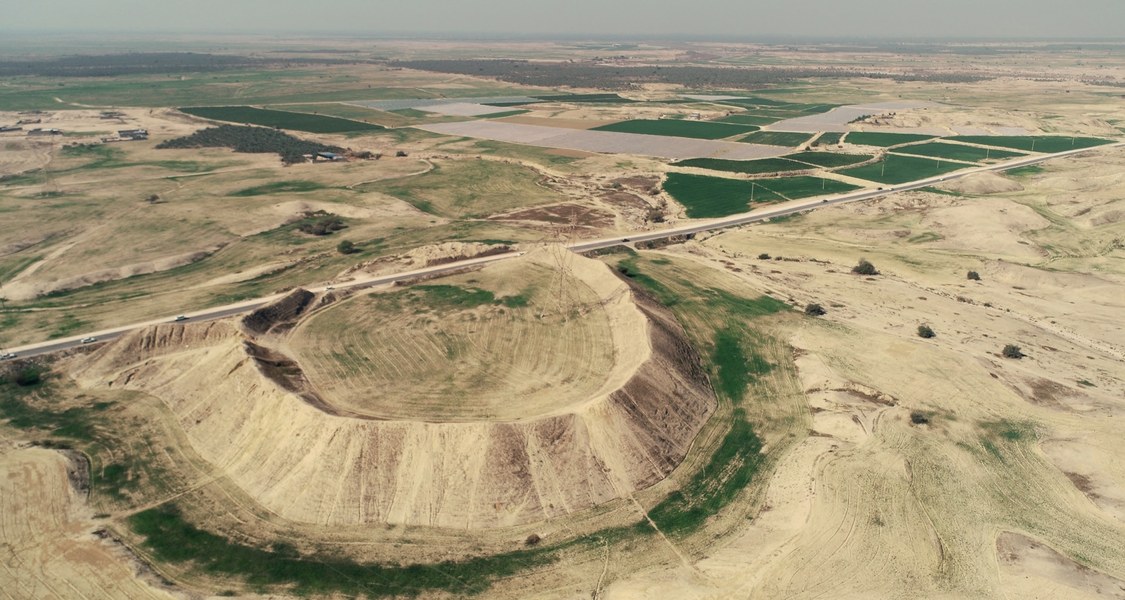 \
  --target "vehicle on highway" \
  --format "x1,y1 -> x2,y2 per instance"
1,352 -> 16,360
174,315 -> 189,322
622,238 -> 630,242
81,337 -> 98,344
